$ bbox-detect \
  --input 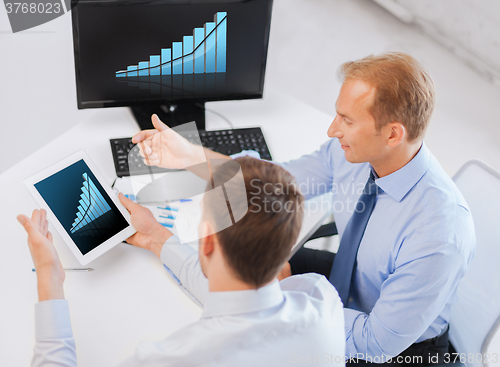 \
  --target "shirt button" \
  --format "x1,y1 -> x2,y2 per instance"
349,297 -> 354,303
